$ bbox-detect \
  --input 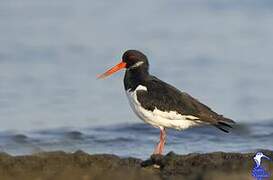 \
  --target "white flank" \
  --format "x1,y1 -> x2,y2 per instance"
126,85 -> 201,130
